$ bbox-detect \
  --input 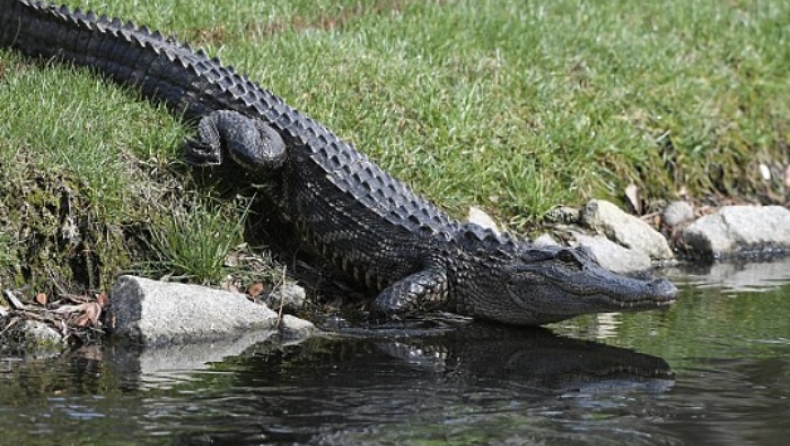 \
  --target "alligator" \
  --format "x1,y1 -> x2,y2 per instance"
0,0 -> 678,325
